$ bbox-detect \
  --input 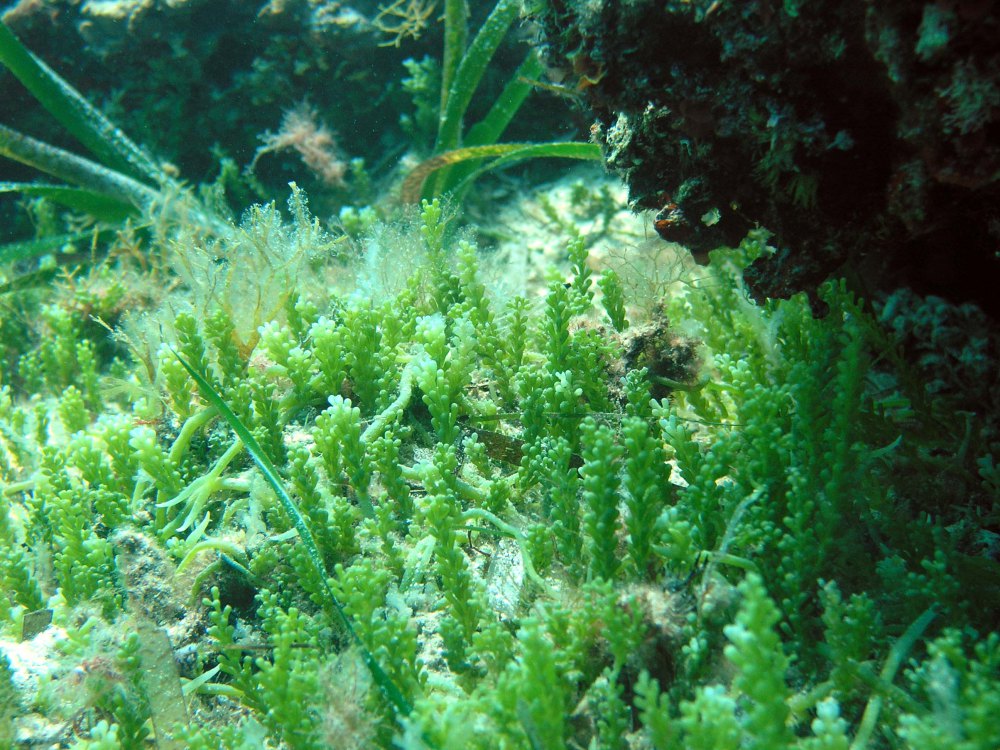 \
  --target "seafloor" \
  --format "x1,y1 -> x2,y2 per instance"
1,2 -> 998,749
